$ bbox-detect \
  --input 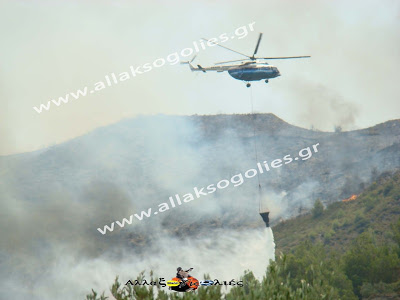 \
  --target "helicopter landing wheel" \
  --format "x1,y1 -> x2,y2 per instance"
265,79 -> 269,83
246,83 -> 251,88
